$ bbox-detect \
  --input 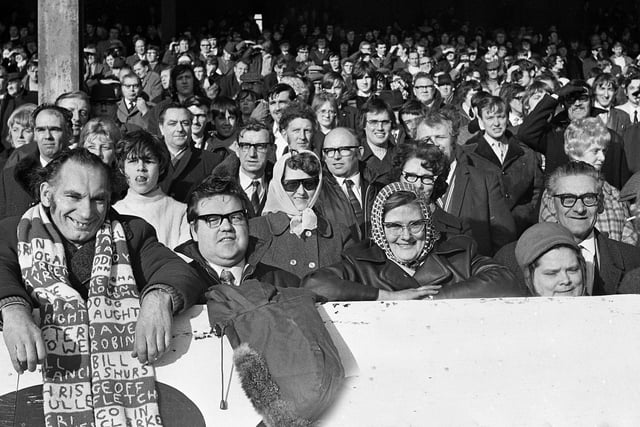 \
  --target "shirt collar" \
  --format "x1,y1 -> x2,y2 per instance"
207,260 -> 247,285
336,172 -> 361,187
239,168 -> 265,191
